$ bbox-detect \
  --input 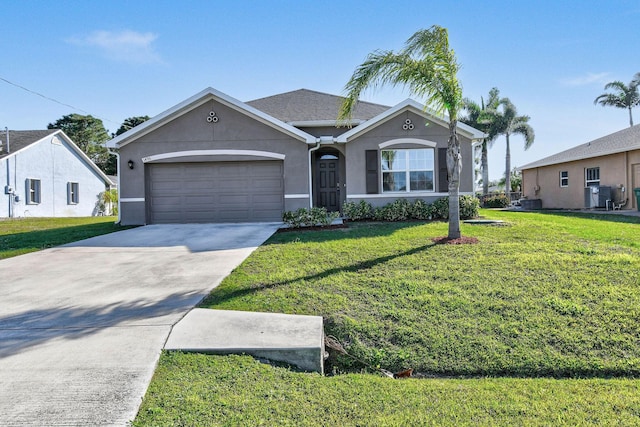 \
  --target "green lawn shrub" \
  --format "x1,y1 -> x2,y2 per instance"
282,207 -> 341,228
342,200 -> 373,220
483,194 -> 510,208
343,196 -> 479,222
